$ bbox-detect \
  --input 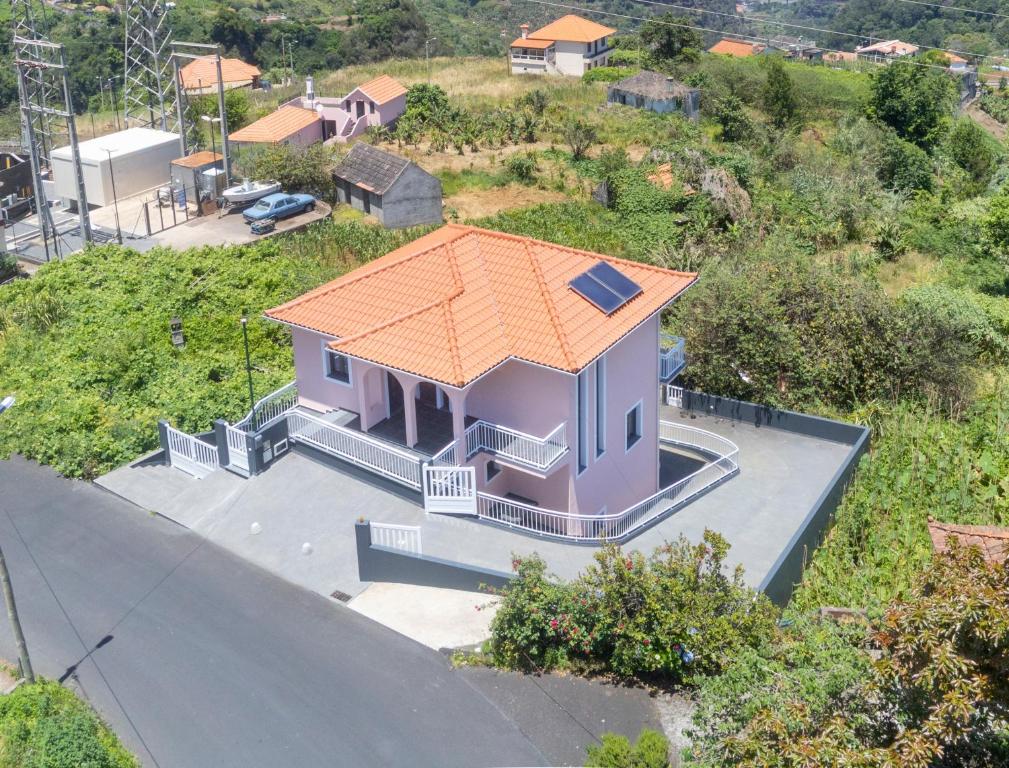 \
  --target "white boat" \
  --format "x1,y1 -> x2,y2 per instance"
222,179 -> 282,205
